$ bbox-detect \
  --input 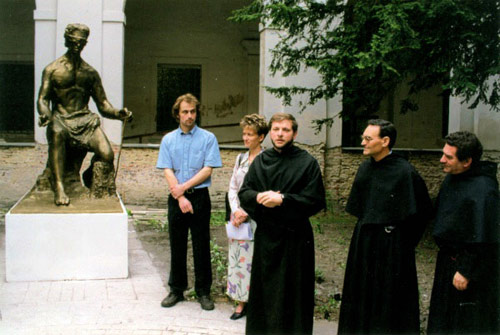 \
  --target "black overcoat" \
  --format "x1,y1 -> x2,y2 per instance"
239,145 -> 326,335
428,161 -> 499,334
338,153 -> 432,335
